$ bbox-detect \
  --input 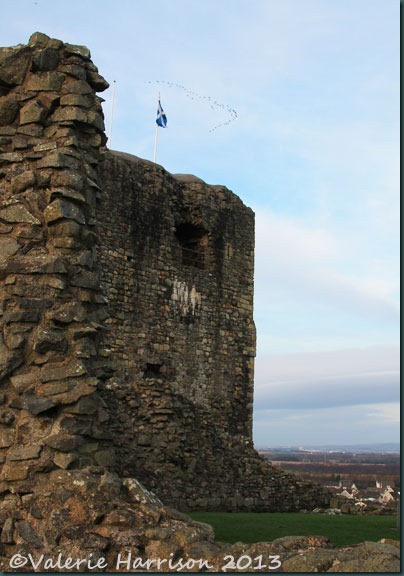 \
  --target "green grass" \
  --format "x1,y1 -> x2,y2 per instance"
189,512 -> 400,547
